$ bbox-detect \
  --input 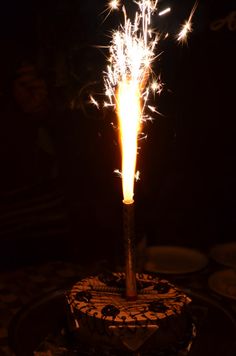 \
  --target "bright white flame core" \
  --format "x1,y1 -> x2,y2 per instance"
117,81 -> 141,203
